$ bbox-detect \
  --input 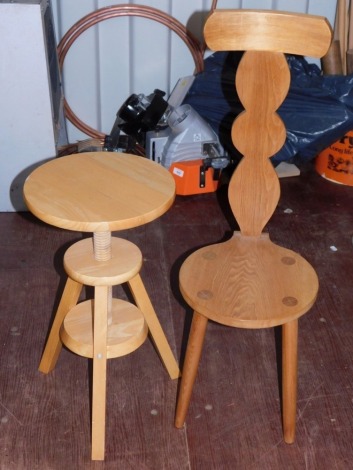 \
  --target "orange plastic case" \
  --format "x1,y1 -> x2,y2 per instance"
315,130 -> 353,186
169,159 -> 219,195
